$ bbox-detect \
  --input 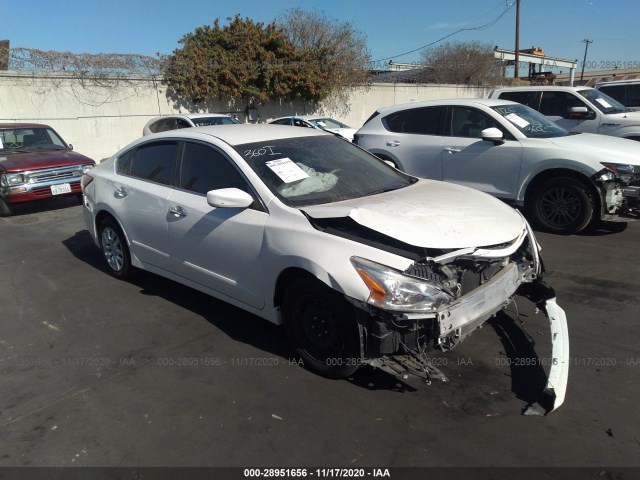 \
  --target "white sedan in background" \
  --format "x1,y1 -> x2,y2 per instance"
142,113 -> 240,136
81,125 -> 568,414
269,115 -> 357,141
